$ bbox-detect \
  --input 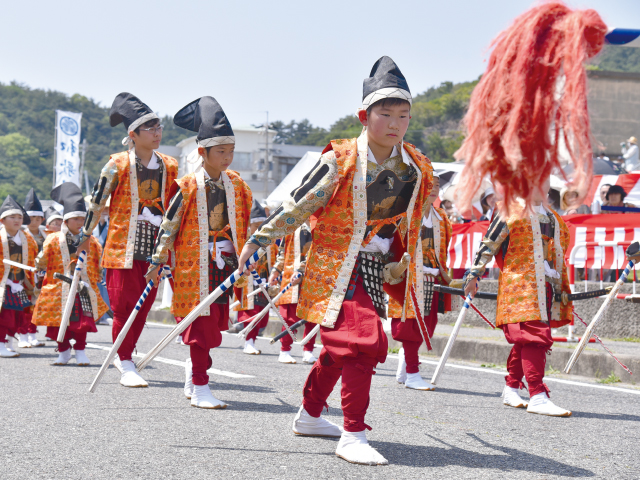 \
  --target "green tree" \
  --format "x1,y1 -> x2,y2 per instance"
270,119 -> 327,144
0,133 -> 49,199
422,132 -> 465,163
590,45 -> 640,73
